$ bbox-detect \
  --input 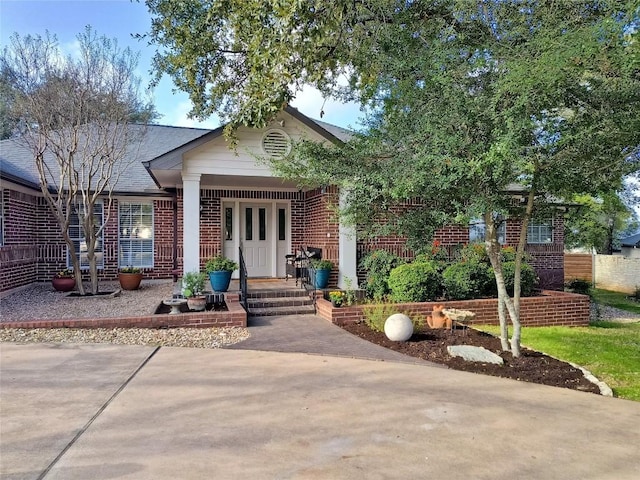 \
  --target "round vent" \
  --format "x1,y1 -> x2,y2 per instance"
262,129 -> 291,157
